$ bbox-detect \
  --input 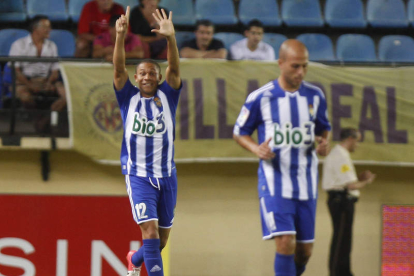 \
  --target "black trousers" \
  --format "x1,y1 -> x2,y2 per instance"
327,191 -> 357,276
